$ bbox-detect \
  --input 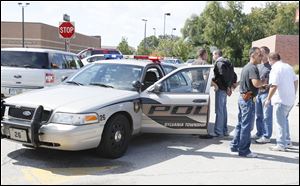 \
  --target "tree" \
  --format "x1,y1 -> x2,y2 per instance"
152,38 -> 192,61
270,2 -> 299,35
222,1 -> 246,66
202,1 -> 227,48
152,38 -> 174,57
117,37 -> 134,55
137,35 -> 159,55
172,39 -> 193,62
181,14 -> 207,46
